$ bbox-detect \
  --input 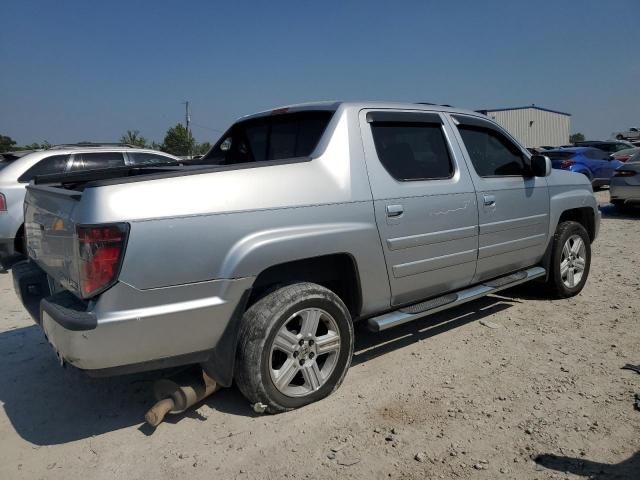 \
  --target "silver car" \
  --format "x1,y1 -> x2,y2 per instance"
615,127 -> 640,141
610,151 -> 640,209
0,144 -> 180,269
